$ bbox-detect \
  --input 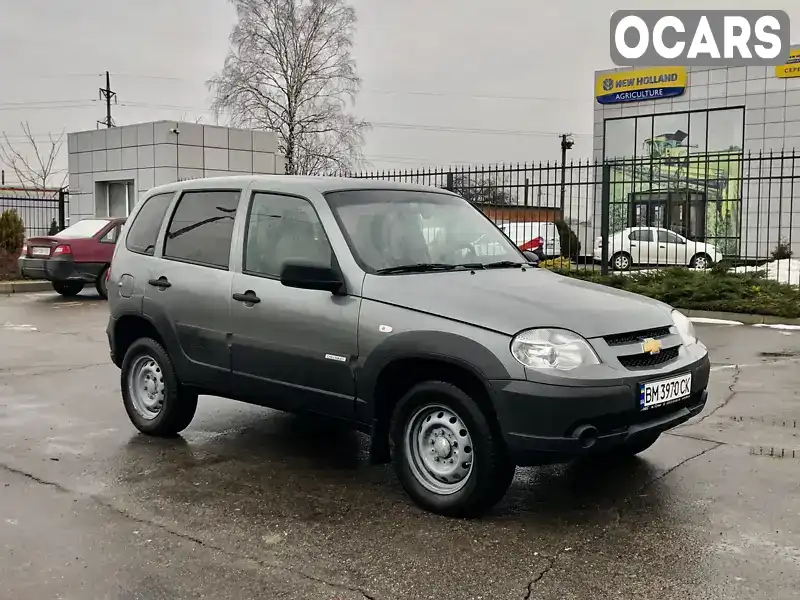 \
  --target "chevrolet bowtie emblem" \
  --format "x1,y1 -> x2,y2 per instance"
641,338 -> 662,355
